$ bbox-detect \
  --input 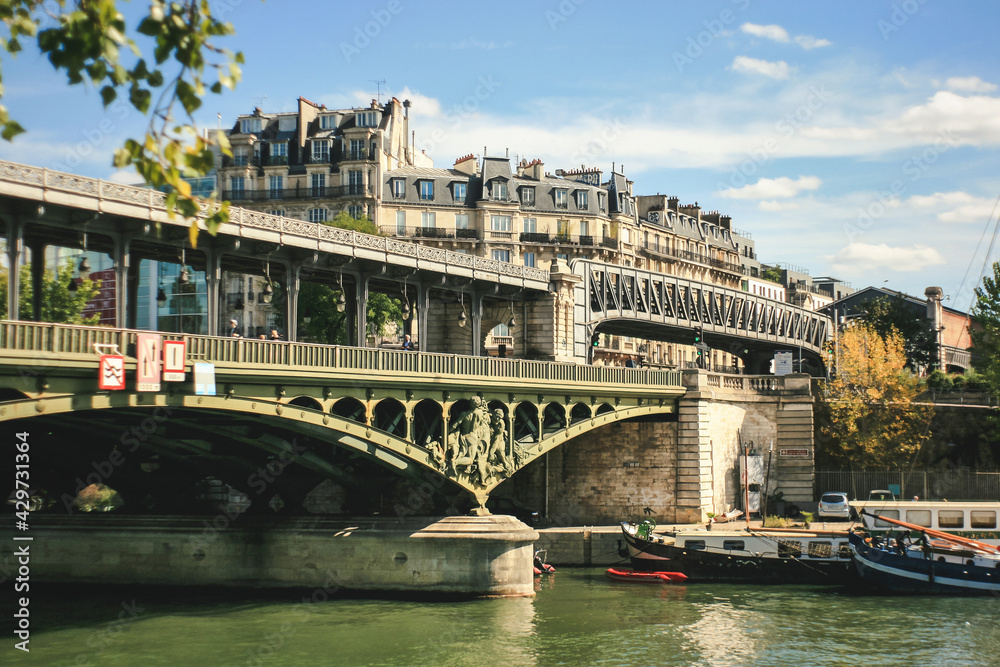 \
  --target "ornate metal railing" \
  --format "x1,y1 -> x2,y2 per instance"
0,321 -> 682,387
222,185 -> 372,202
0,160 -> 550,286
